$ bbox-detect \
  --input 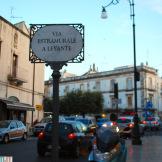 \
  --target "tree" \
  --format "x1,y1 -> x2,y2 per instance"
43,97 -> 53,112
59,90 -> 103,115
